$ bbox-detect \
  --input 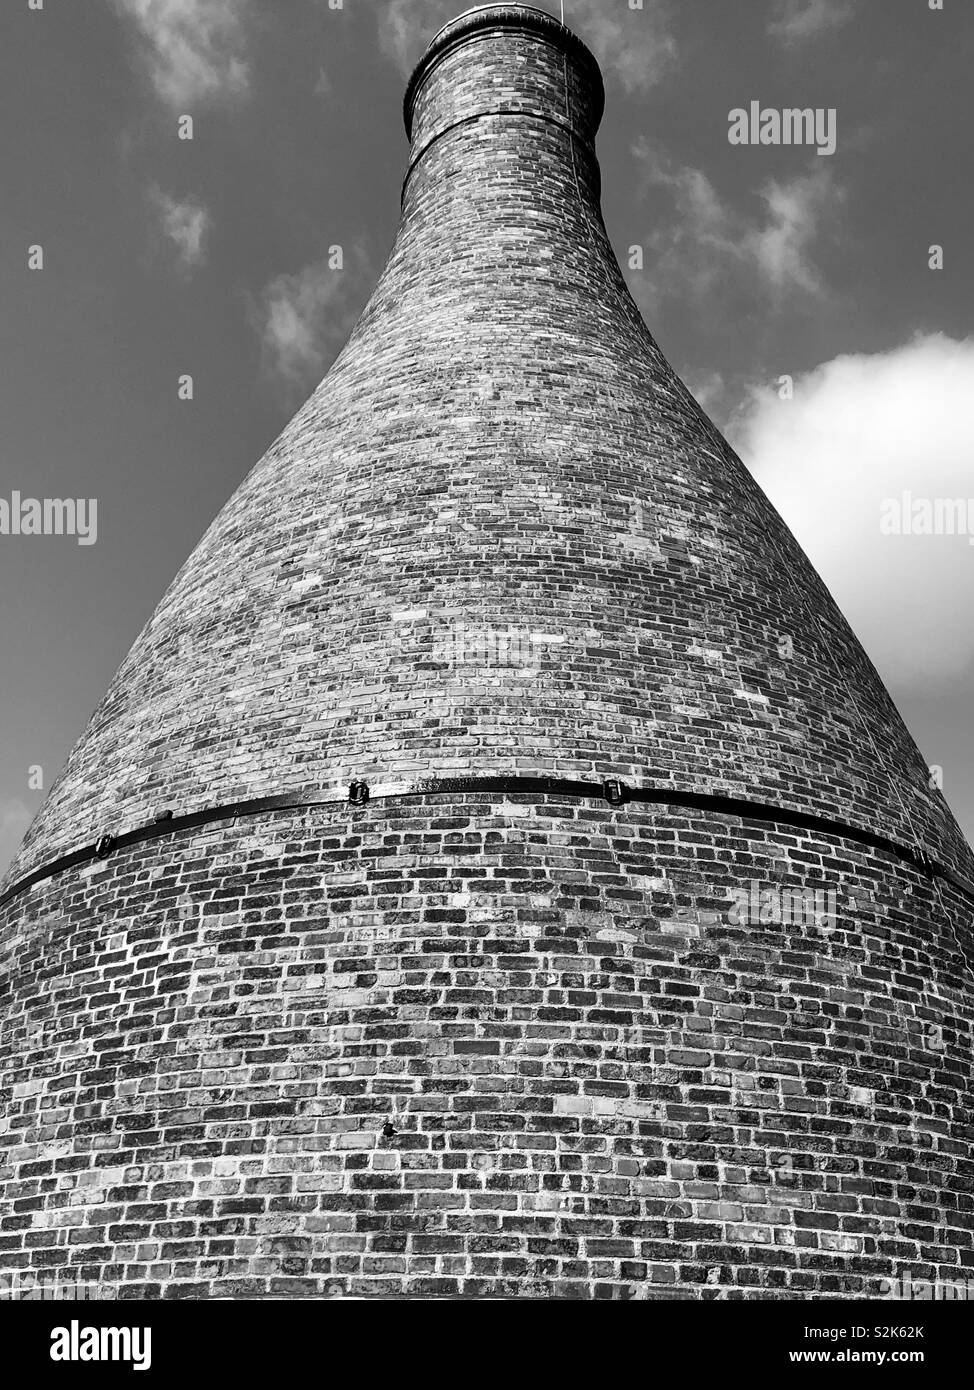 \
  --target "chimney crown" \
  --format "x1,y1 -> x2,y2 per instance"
404,4 -> 604,157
